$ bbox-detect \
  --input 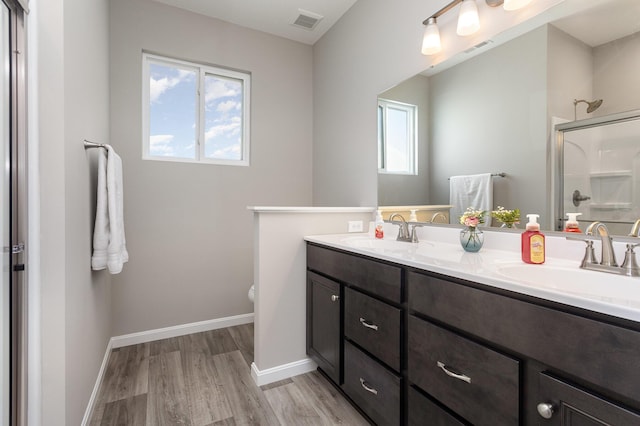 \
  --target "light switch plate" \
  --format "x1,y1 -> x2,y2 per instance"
348,220 -> 364,233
